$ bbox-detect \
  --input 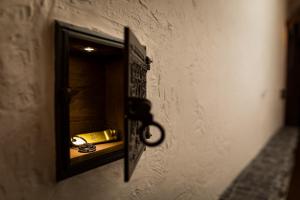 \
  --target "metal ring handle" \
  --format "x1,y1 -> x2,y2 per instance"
139,121 -> 165,147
